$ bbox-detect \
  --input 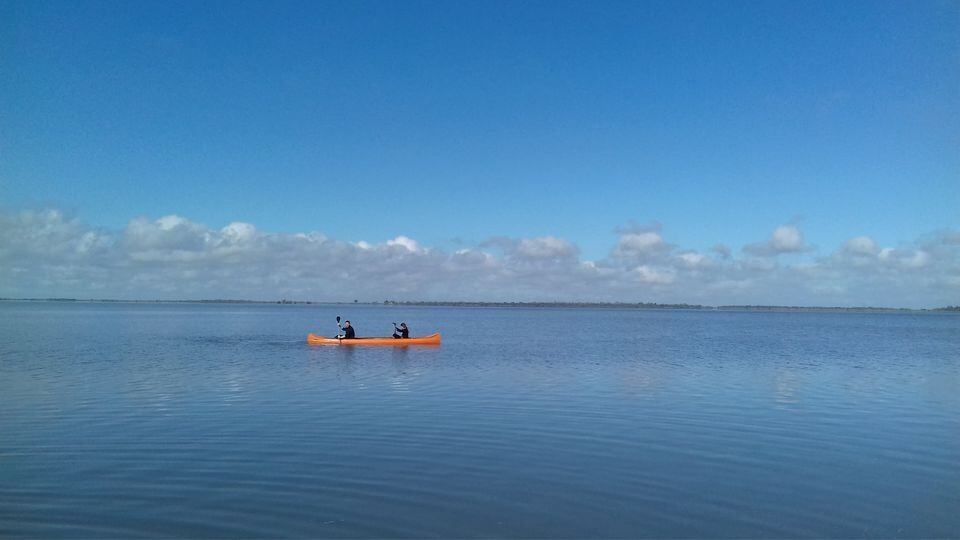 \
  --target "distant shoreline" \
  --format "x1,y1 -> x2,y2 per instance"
1,297 -> 957,313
